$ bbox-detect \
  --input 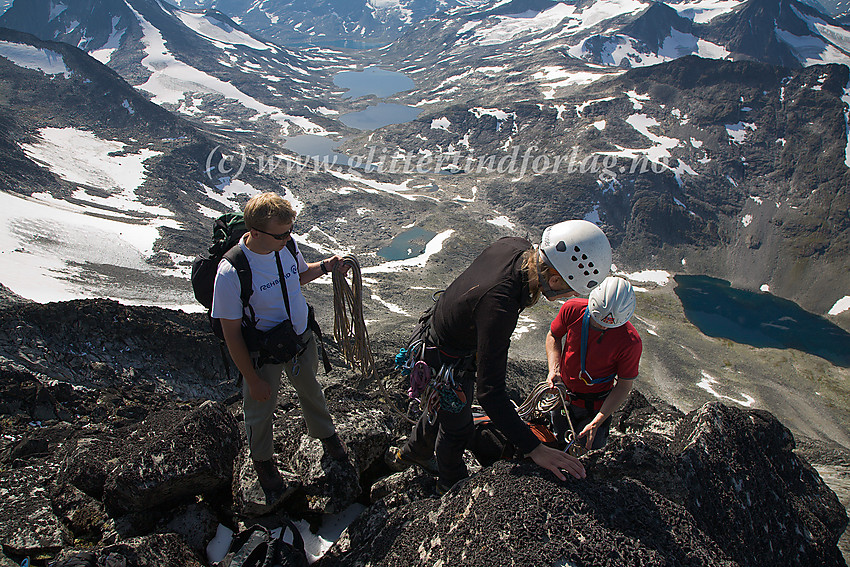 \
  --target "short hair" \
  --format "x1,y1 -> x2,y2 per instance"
243,192 -> 295,230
